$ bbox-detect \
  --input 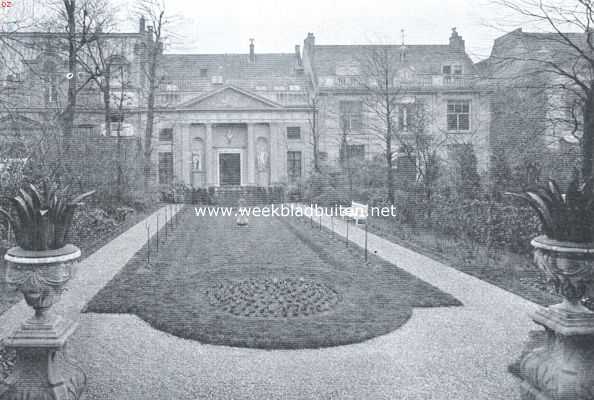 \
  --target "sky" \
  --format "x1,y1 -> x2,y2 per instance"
102,0 -> 528,62
6,0 -> 567,62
